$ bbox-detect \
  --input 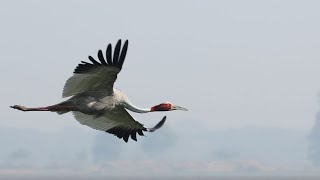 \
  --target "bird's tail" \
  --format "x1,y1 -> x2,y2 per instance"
56,111 -> 69,115
145,116 -> 167,132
